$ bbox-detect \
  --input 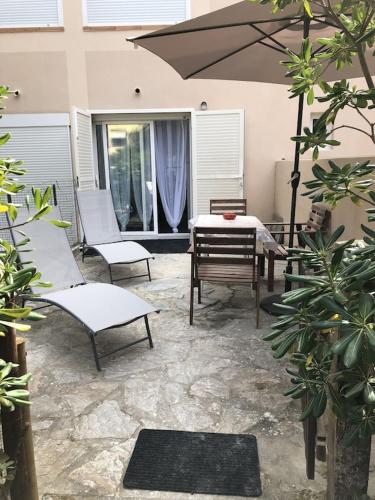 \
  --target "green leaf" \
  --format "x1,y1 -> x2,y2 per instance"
48,219 -> 71,228
0,307 -> 32,319
0,320 -> 31,332
273,332 -> 298,359
344,334 -> 363,368
0,363 -> 12,382
331,332 -> 356,355
327,225 -> 345,247
364,383 -> 375,404
344,381 -> 365,399
311,319 -> 342,328
32,188 -> 41,210
307,87 -> 314,105
313,390 -> 327,418
32,205 -> 52,220
302,0 -> 312,17
0,133 -> 10,146
26,311 -> 46,321
358,294 -> 374,319
367,328 -> 375,351
42,186 -> 52,206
